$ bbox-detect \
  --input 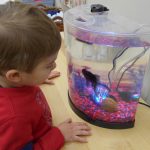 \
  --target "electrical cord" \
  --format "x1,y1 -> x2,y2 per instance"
108,47 -> 128,87
116,47 -> 148,91
115,47 -> 149,82
139,101 -> 150,108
